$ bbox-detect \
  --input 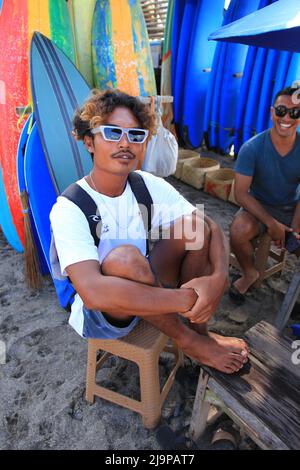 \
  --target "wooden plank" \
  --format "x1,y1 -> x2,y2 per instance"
208,378 -> 289,449
204,321 -> 300,449
244,321 -> 300,380
275,272 -> 300,330
189,369 -> 210,441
